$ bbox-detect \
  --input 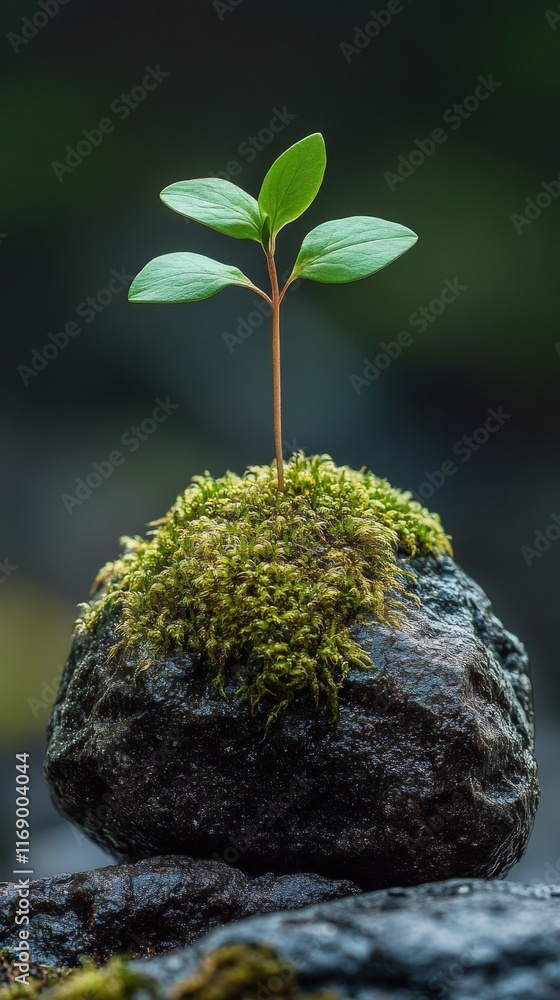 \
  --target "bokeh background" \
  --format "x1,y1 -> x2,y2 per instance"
1,0 -> 559,882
